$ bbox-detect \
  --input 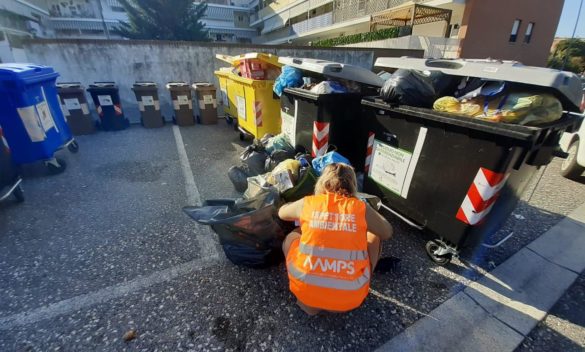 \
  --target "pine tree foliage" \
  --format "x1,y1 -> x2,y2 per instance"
116,0 -> 209,41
